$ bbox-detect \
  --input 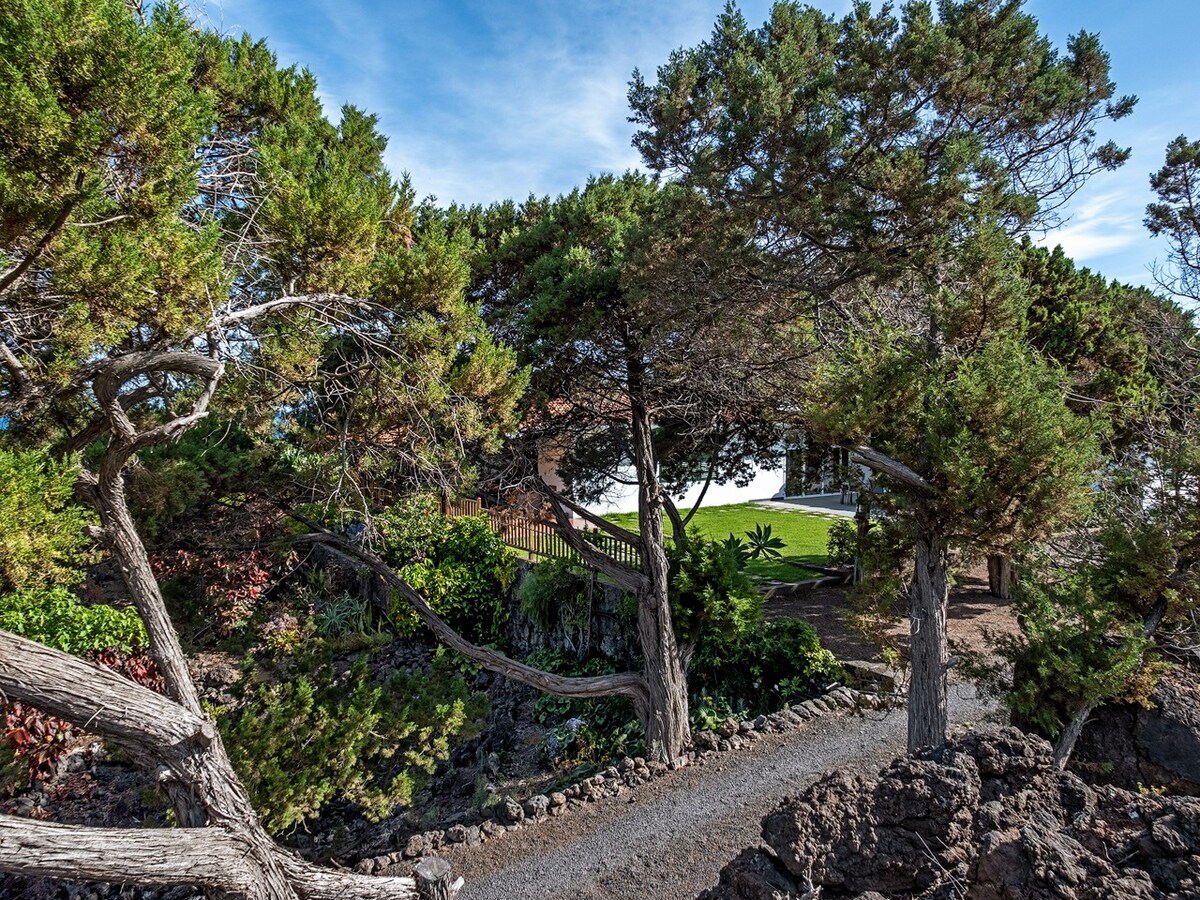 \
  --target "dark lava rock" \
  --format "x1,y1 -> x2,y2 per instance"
699,727 -> 1200,900
1072,664 -> 1200,796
